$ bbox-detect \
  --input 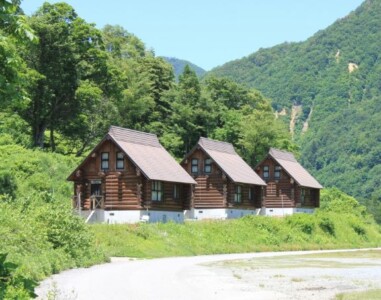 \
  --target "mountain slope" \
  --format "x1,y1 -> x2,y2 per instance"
162,57 -> 206,79
208,0 -> 381,204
